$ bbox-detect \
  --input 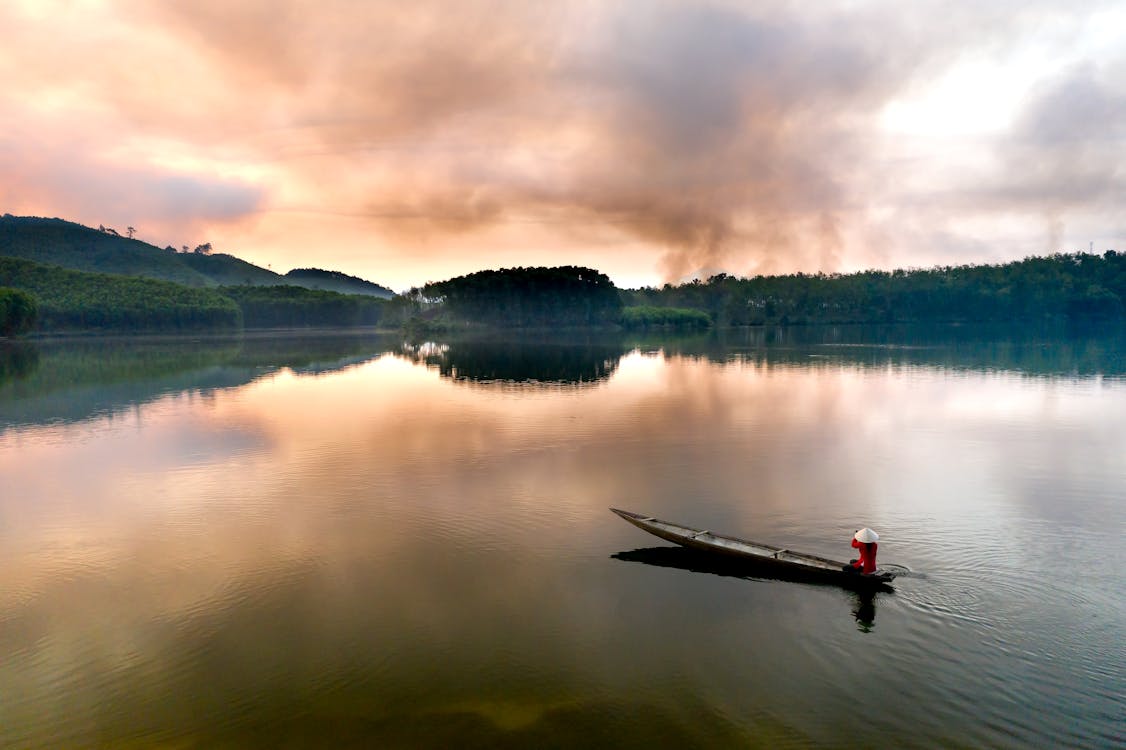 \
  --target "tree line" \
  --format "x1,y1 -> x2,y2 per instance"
421,266 -> 623,327
0,258 -> 391,334
0,257 -> 241,332
220,285 -> 386,328
5,251 -> 1124,337
625,252 -> 1126,325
